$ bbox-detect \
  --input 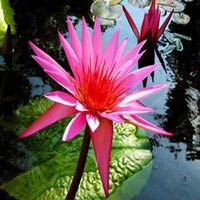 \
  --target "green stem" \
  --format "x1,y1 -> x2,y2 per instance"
65,125 -> 91,200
